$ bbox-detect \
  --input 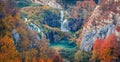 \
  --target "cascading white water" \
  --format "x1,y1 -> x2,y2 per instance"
61,19 -> 69,32
24,18 -> 41,32
24,18 -> 45,39
24,18 -> 28,22
61,11 -> 64,21
60,10 -> 69,32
